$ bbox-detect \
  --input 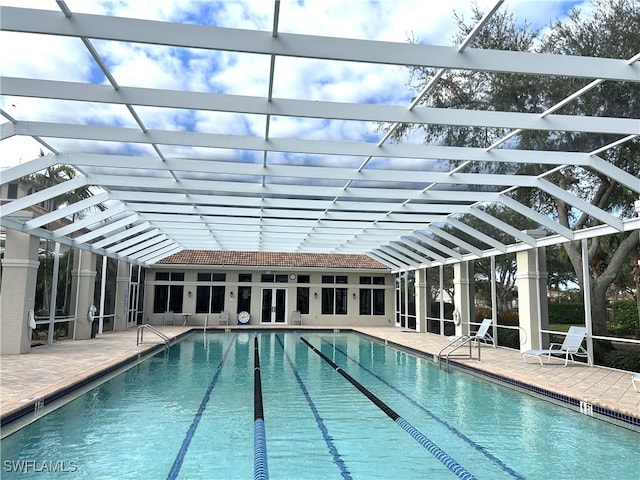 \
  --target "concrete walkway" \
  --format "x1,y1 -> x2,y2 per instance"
1,326 -> 638,432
